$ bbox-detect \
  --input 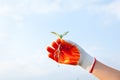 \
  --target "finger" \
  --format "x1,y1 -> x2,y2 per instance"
56,38 -> 61,44
48,53 -> 58,62
48,53 -> 54,60
47,47 -> 59,62
46,46 -> 55,53
51,41 -> 58,49
57,39 -> 68,45
61,40 -> 73,49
